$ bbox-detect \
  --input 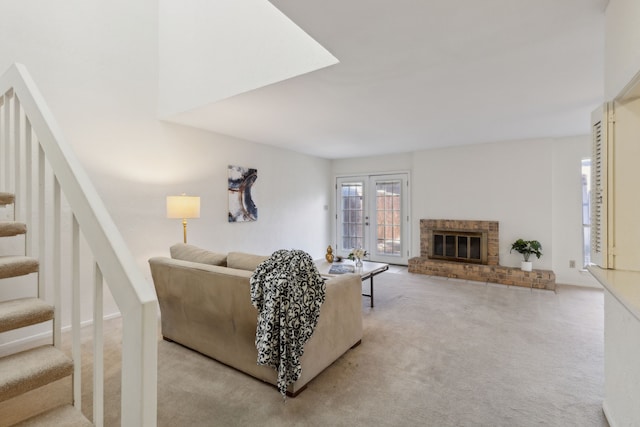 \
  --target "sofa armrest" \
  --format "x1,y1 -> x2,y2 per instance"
293,273 -> 363,392
149,256 -> 256,354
